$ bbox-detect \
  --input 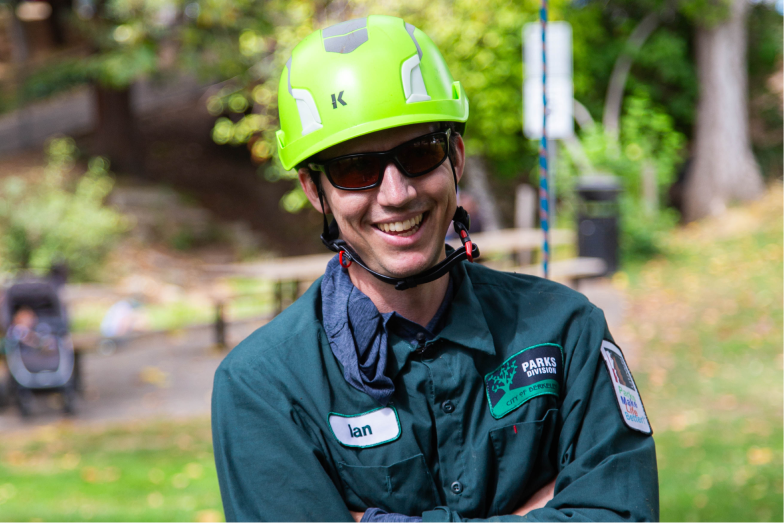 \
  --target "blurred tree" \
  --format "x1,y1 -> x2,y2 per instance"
71,0 -> 171,173
53,0 -> 777,229
63,0 -> 281,173
0,137 -> 130,280
564,1 -> 699,138
568,0 -> 774,223
682,0 -> 765,221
